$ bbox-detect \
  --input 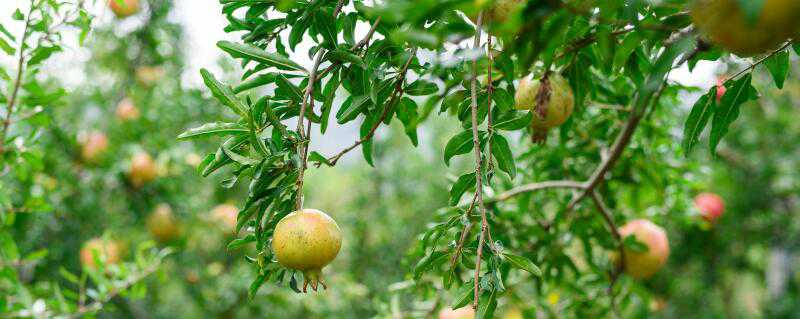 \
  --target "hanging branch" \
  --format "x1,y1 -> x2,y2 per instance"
0,2 -> 37,156
323,47 -> 418,166
469,11 -> 490,309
